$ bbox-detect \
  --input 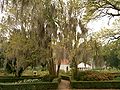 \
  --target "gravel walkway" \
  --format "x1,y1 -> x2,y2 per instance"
58,79 -> 71,90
